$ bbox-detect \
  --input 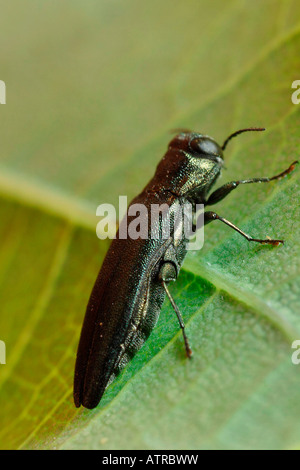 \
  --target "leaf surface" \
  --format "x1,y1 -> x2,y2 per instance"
0,0 -> 300,450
